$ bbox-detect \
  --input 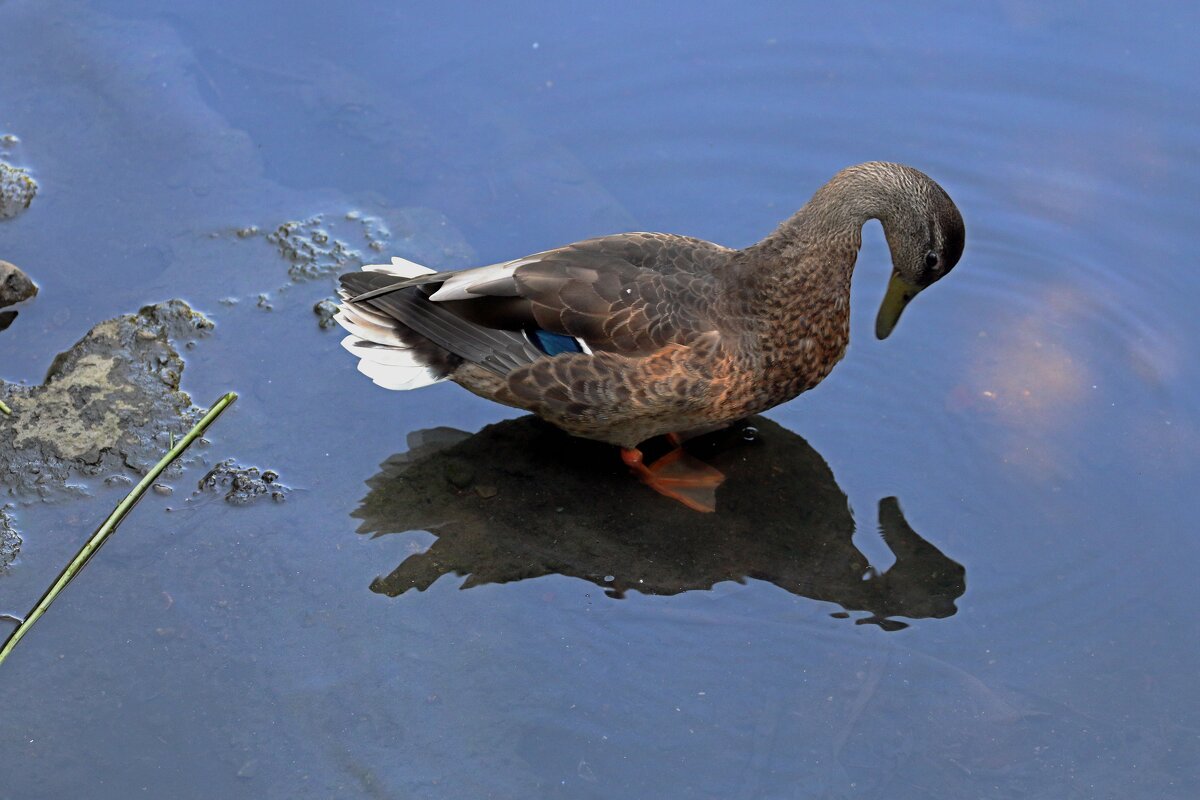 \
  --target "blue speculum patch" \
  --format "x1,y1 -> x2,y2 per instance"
527,327 -> 584,356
